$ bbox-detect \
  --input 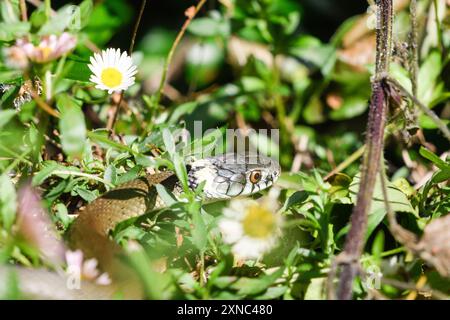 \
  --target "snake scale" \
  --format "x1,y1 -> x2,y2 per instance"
0,153 -> 281,299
